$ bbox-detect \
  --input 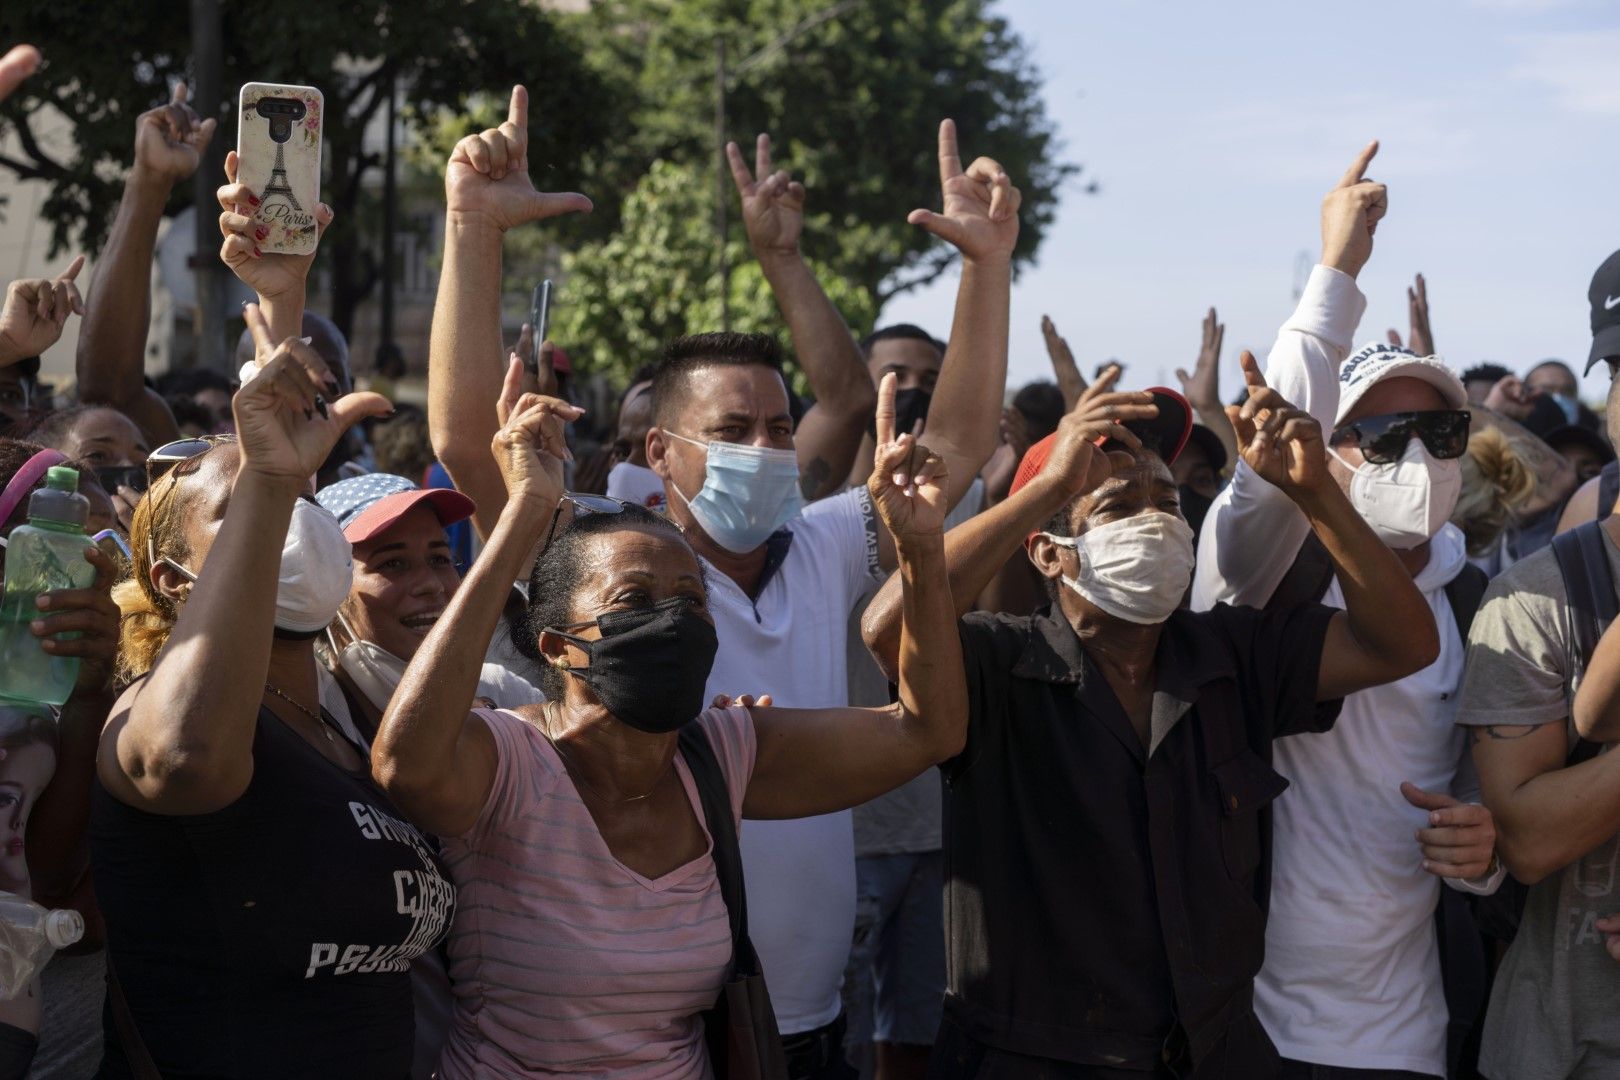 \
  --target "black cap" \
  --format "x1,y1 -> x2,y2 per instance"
1545,425 -> 1616,466
1584,248 -> 1620,375
1182,423 -> 1229,475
